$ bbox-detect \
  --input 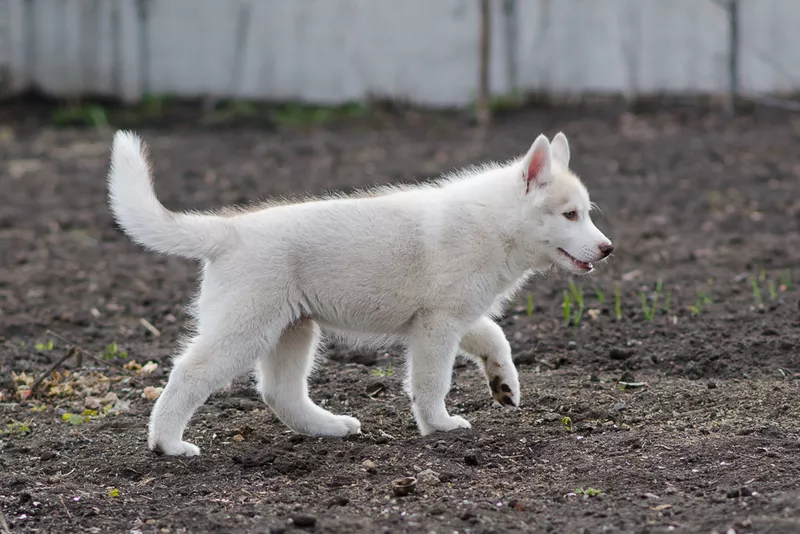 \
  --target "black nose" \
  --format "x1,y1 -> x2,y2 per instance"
599,243 -> 614,258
